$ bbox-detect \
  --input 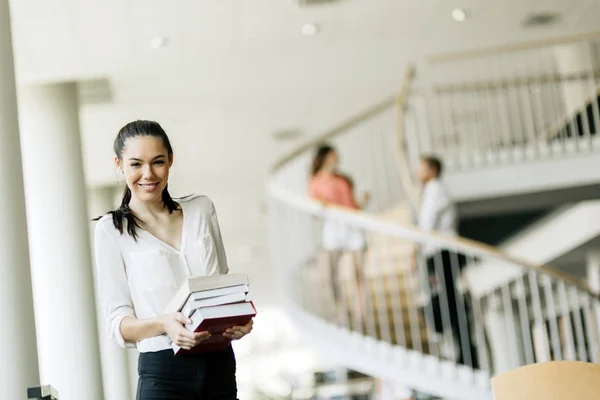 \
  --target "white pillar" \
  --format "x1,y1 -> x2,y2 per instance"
19,83 -> 104,400
89,186 -> 132,400
0,1 -> 40,397
127,349 -> 140,399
